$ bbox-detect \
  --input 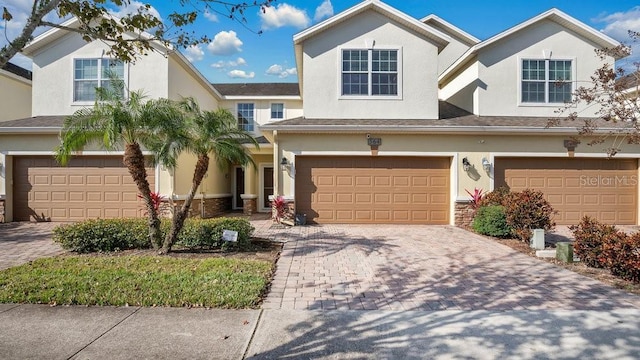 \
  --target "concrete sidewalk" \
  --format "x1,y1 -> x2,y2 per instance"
1,304 -> 639,359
